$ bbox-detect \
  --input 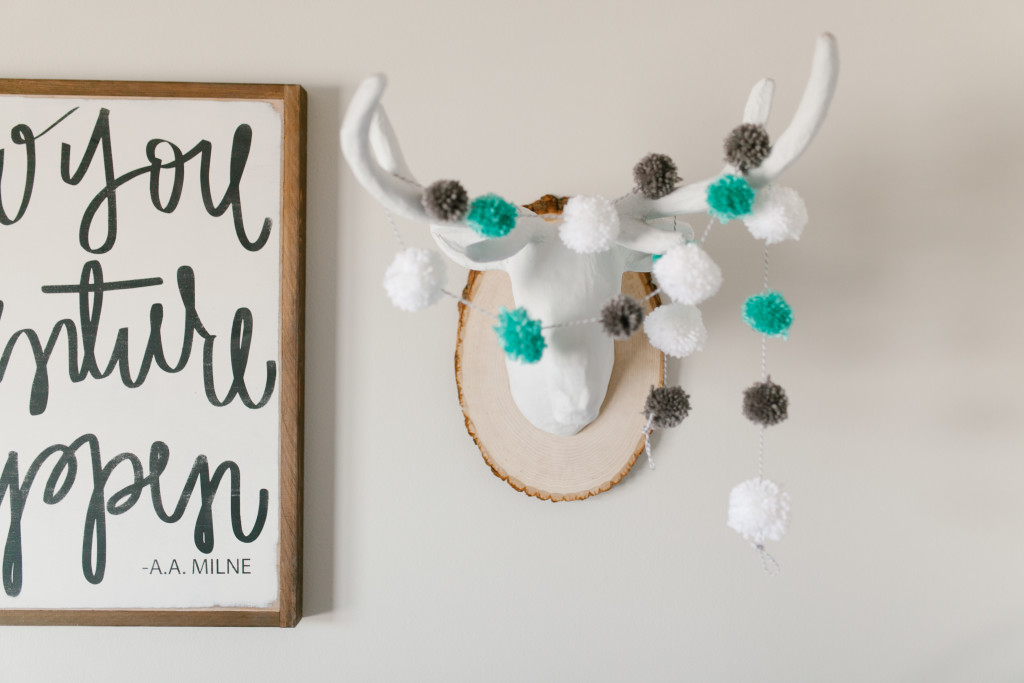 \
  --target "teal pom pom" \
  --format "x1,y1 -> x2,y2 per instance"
467,194 -> 518,238
494,306 -> 546,363
707,174 -> 755,221
743,290 -> 793,337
